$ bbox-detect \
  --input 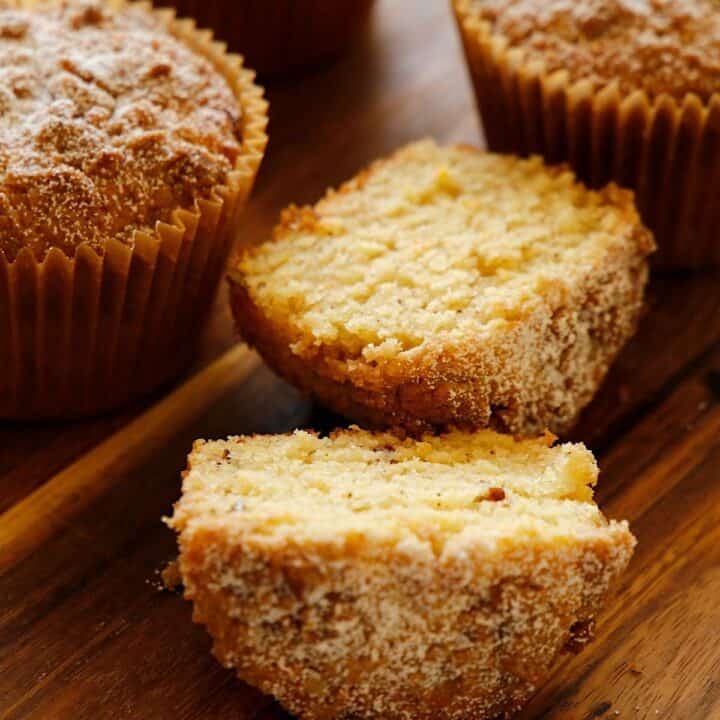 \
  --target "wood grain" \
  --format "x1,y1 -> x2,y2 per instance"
0,344 -> 260,572
2,1 -> 720,719
522,347 -> 720,720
